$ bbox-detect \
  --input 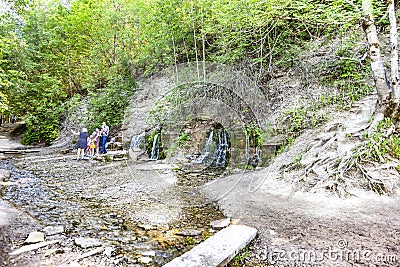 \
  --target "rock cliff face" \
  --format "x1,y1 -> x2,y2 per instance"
122,62 -> 267,145
122,34 -> 379,169
122,62 -> 272,165
122,53 -> 339,166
